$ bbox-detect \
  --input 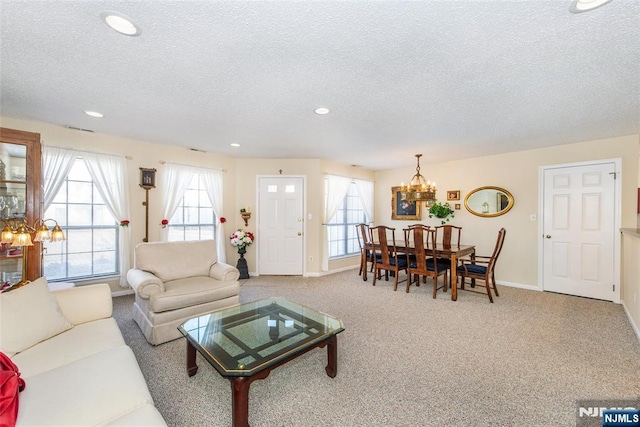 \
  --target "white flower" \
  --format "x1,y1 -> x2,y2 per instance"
229,229 -> 254,249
